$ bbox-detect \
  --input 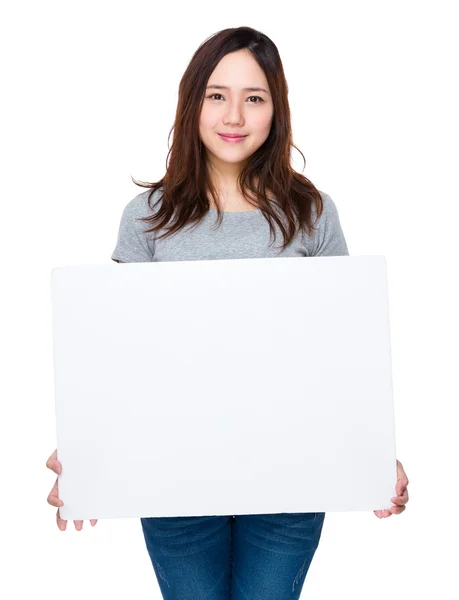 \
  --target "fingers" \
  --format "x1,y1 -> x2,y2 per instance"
56,512 -> 89,531
390,489 -> 409,506
57,508 -> 67,531
389,505 -> 406,515
397,480 -> 408,497
55,506 -> 97,531
47,478 -> 64,509
46,449 -> 57,464
396,466 -> 409,492
74,519 -> 99,529
374,509 -> 392,518
374,501 -> 407,518
46,449 -> 62,475
48,451 -> 98,529
69,519 -> 98,530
